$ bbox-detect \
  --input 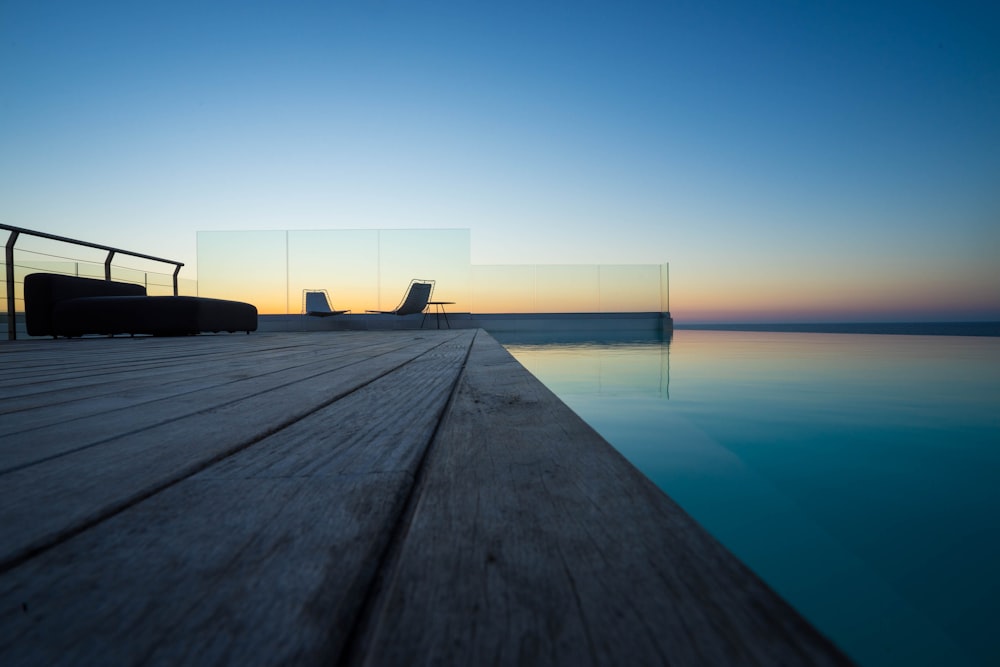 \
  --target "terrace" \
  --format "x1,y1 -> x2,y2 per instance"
1,226 -> 850,664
